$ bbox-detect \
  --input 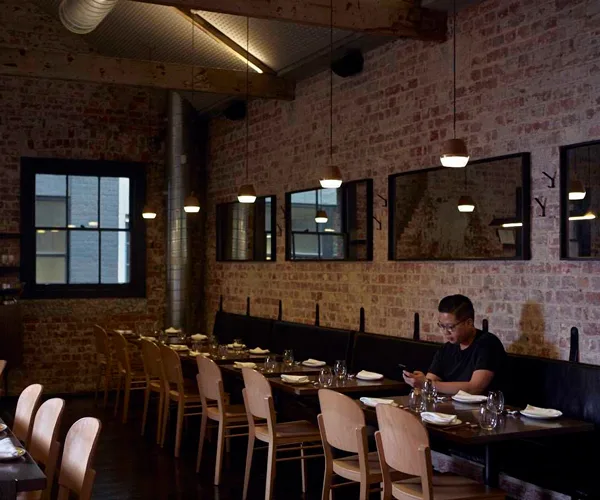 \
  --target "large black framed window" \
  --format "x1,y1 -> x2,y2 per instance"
286,179 -> 373,261
216,196 -> 276,262
20,158 -> 147,298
